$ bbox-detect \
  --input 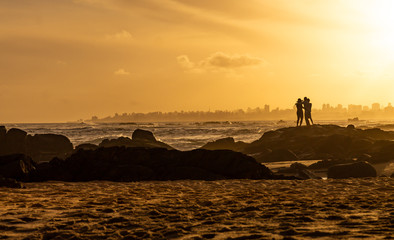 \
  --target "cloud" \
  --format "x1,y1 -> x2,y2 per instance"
105,30 -> 133,41
177,52 -> 265,73
114,68 -> 130,75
